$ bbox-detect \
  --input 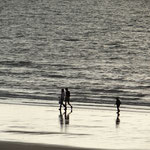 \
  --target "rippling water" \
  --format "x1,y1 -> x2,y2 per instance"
0,0 -> 150,106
